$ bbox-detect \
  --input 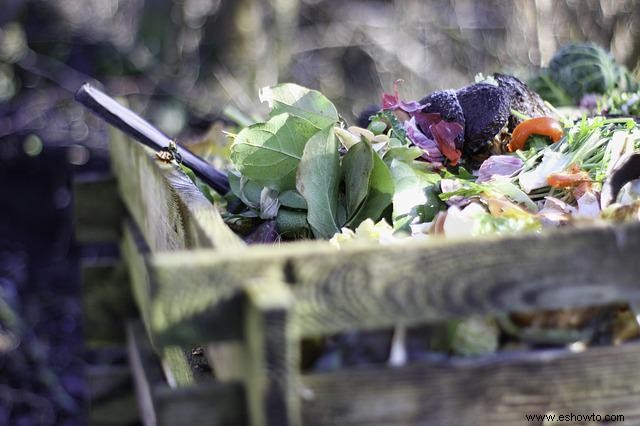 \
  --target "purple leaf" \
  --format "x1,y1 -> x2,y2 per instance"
476,155 -> 524,183
413,111 -> 442,136
381,80 -> 426,113
404,117 -> 443,163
